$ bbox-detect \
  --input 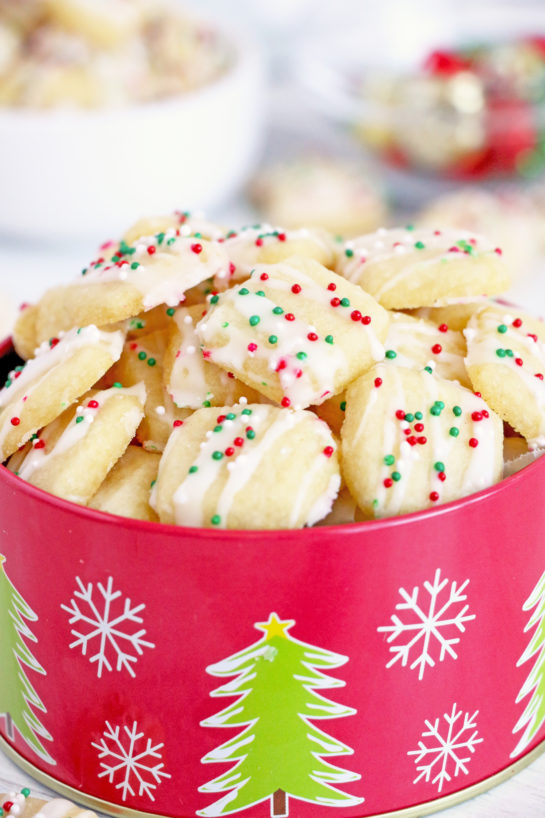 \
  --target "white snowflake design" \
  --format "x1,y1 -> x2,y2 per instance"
377,568 -> 475,680
61,576 -> 154,678
92,720 -> 171,801
408,703 -> 483,792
